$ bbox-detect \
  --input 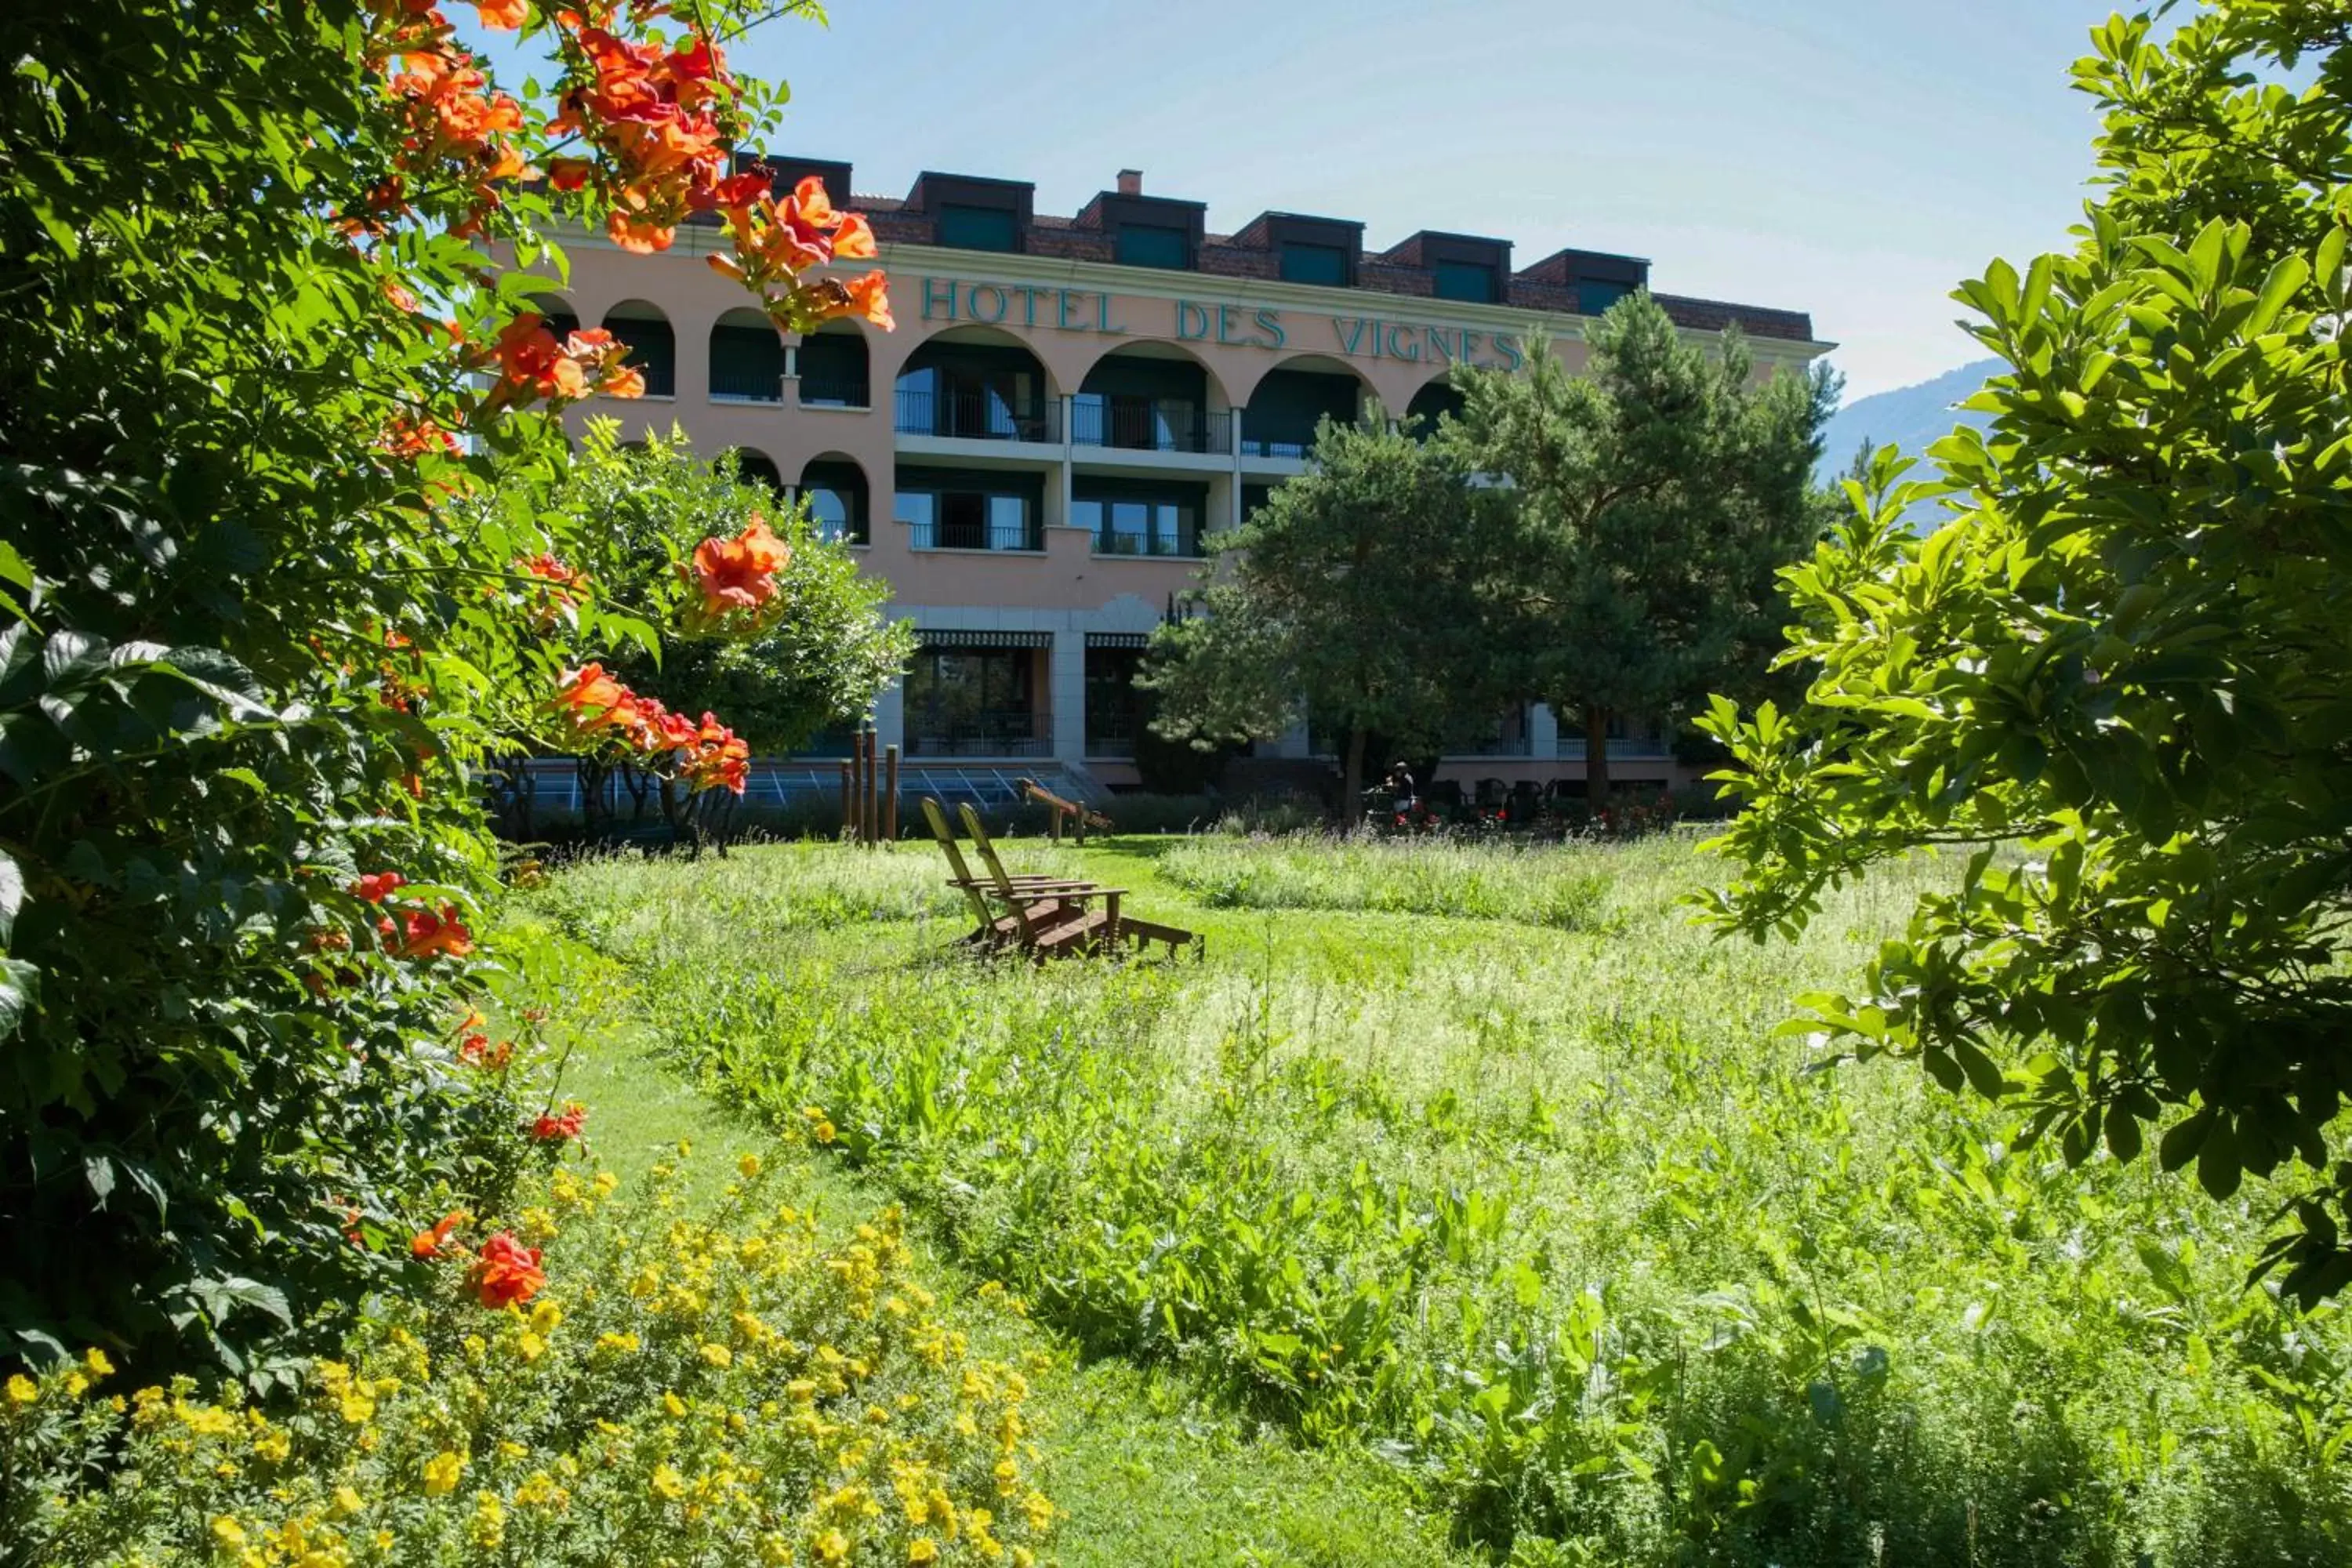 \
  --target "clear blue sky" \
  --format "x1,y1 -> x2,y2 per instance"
499,0 -> 2137,402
